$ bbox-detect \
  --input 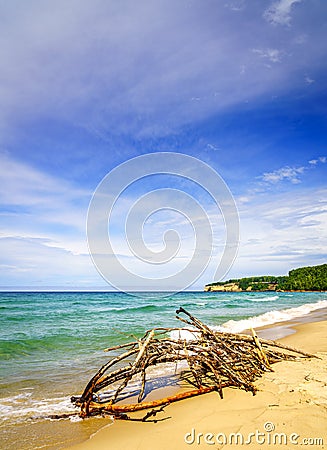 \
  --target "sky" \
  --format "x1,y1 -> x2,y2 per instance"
0,0 -> 326,290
